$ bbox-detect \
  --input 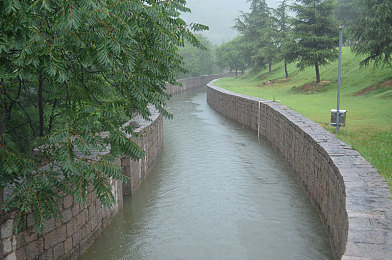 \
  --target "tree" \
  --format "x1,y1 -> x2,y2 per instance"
349,0 -> 392,66
289,0 -> 338,83
216,37 -> 247,76
179,35 -> 219,78
235,0 -> 277,72
273,0 -> 292,79
334,0 -> 357,28
0,0 -> 206,233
